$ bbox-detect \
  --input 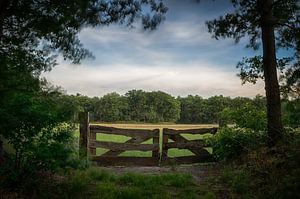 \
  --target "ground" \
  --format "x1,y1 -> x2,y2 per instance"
100,163 -> 221,184
98,162 -> 230,198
